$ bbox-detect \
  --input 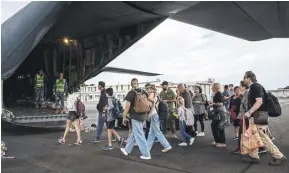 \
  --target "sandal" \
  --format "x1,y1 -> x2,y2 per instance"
58,138 -> 65,144
74,140 -> 82,145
